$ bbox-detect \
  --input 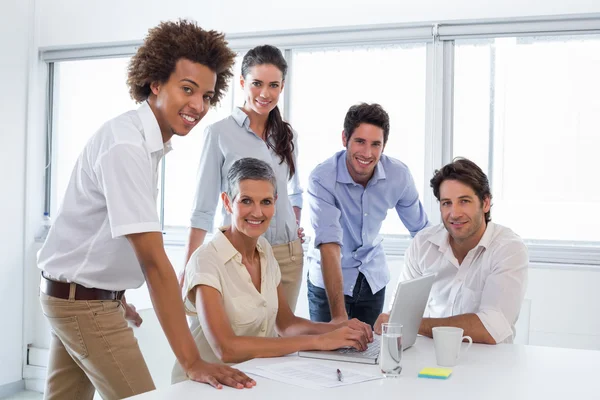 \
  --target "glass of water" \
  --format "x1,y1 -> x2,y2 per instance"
379,323 -> 403,377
